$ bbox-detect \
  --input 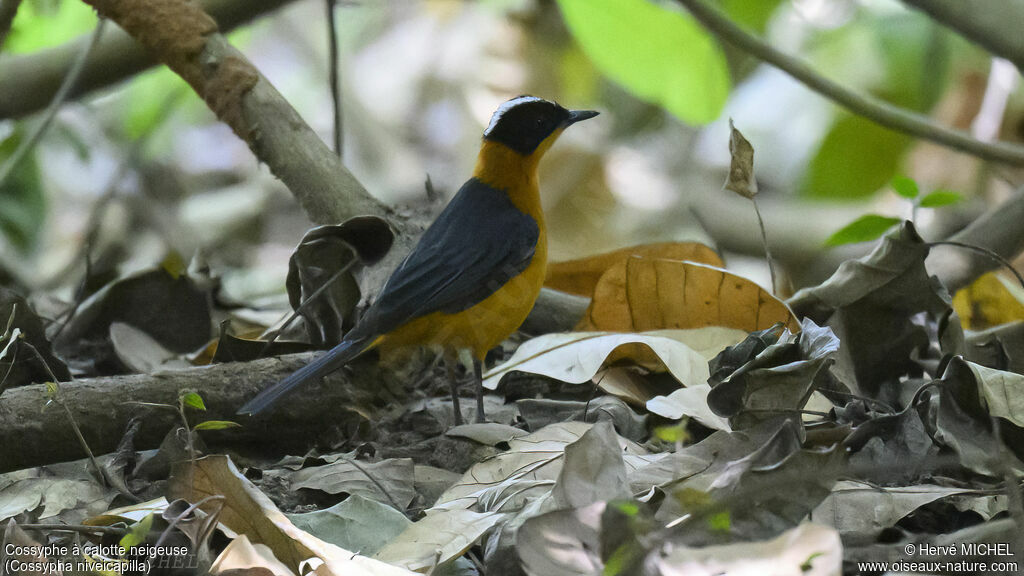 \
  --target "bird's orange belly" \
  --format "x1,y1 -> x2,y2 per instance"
376,238 -> 547,360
